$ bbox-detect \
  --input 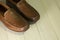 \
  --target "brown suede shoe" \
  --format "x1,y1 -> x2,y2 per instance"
0,2 -> 29,32
6,0 -> 40,23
